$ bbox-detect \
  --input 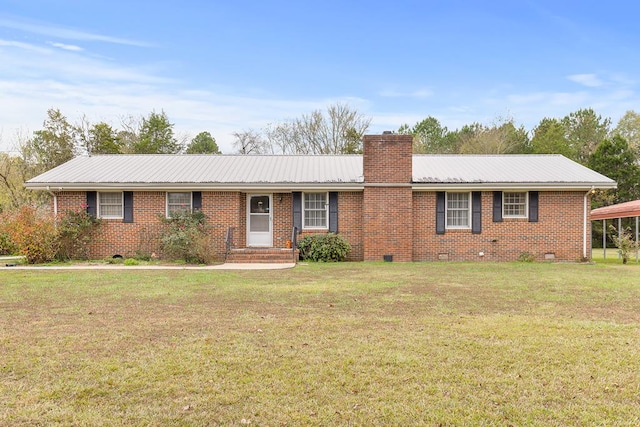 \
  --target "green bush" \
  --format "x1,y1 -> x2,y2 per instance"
56,209 -> 101,260
0,232 -> 16,255
297,233 -> 351,262
159,210 -> 214,264
517,251 -> 536,262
